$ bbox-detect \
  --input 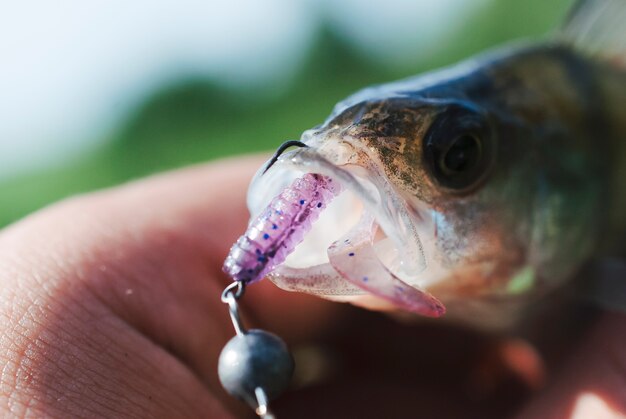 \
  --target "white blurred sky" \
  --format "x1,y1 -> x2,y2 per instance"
0,0 -> 486,180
